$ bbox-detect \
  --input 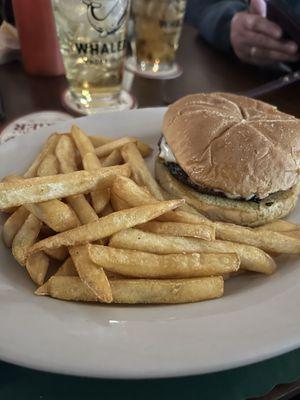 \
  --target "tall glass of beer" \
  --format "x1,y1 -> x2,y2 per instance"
52,0 -> 134,114
129,0 -> 187,78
